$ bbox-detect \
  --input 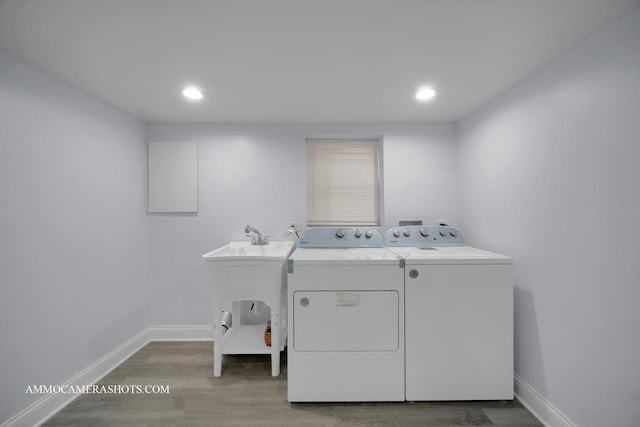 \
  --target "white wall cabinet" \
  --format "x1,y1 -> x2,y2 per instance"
147,141 -> 198,213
